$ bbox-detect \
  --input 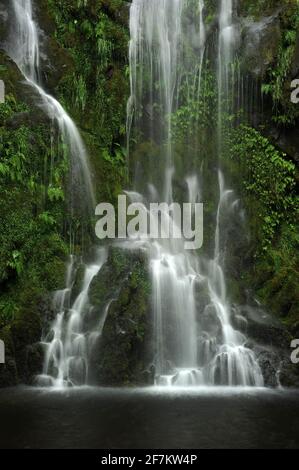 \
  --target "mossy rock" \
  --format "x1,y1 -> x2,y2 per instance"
0,0 -> 10,46
0,326 -> 18,387
89,246 -> 152,385
240,13 -> 282,78
10,294 -> 42,382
